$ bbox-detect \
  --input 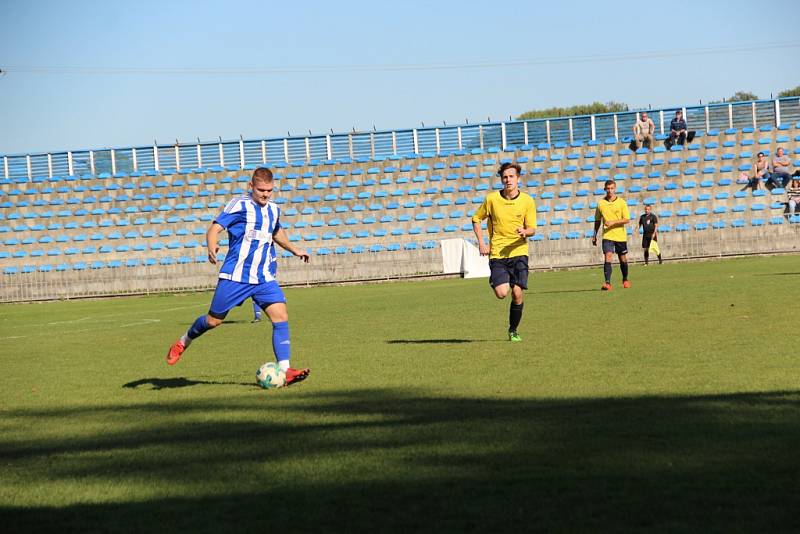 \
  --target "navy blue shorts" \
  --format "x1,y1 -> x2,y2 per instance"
602,239 -> 628,256
208,278 -> 286,319
489,255 -> 529,289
